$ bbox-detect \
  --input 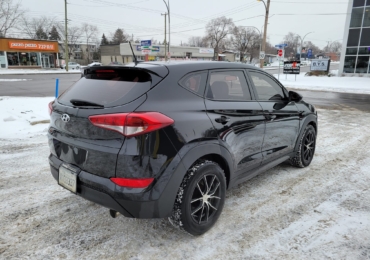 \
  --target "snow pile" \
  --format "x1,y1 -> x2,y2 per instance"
0,69 -> 81,75
0,97 -> 370,259
276,72 -> 370,94
0,96 -> 54,139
